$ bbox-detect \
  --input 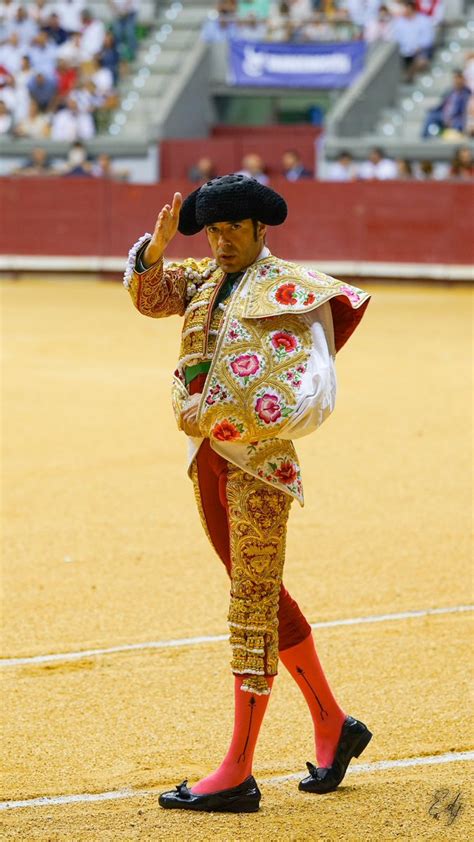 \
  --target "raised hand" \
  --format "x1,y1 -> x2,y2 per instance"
143,192 -> 182,267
